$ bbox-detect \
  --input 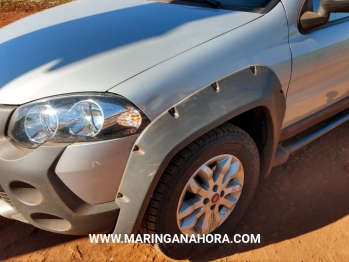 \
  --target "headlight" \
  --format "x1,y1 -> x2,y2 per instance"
8,93 -> 150,148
